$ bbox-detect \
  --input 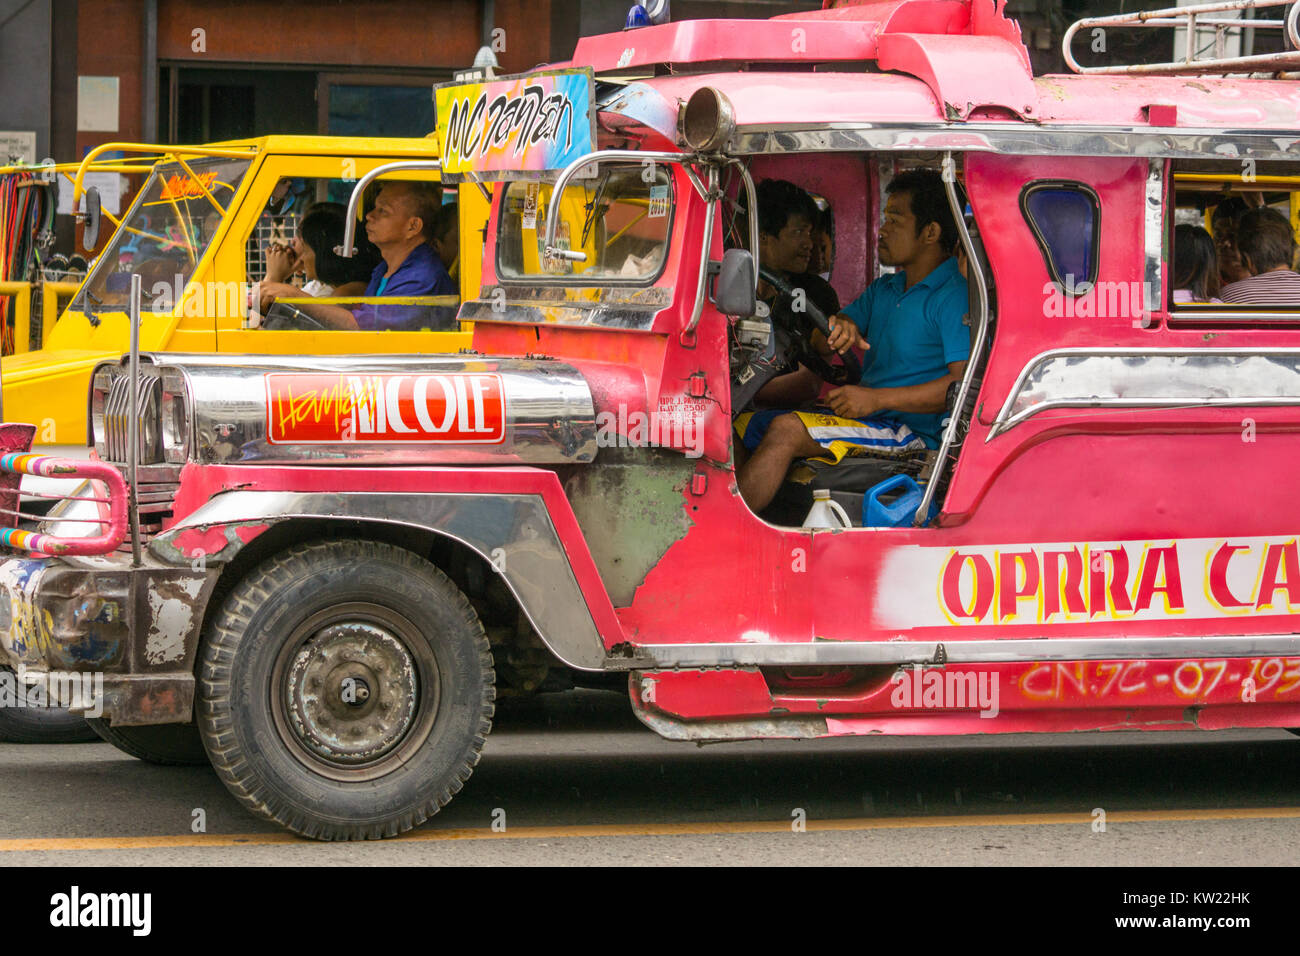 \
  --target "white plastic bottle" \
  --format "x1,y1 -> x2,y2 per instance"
802,489 -> 852,529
